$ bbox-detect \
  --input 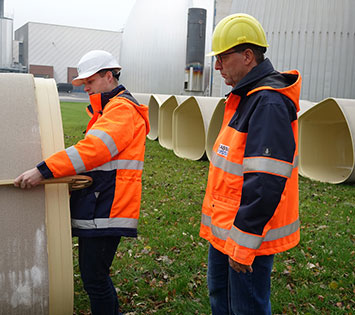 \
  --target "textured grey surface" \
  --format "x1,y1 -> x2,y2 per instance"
0,73 -> 49,314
